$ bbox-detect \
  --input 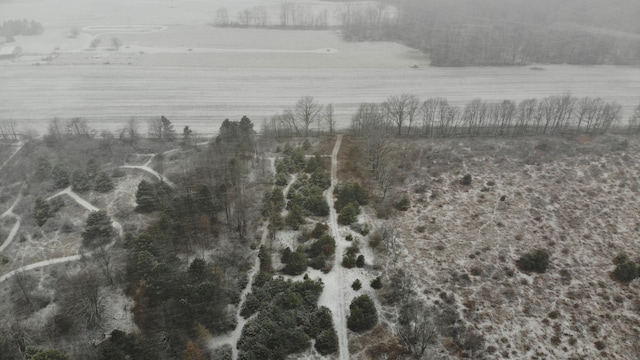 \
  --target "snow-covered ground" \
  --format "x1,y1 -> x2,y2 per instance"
390,135 -> 640,358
